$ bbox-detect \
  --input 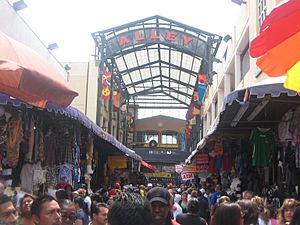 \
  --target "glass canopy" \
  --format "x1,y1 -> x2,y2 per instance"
92,15 -> 222,109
